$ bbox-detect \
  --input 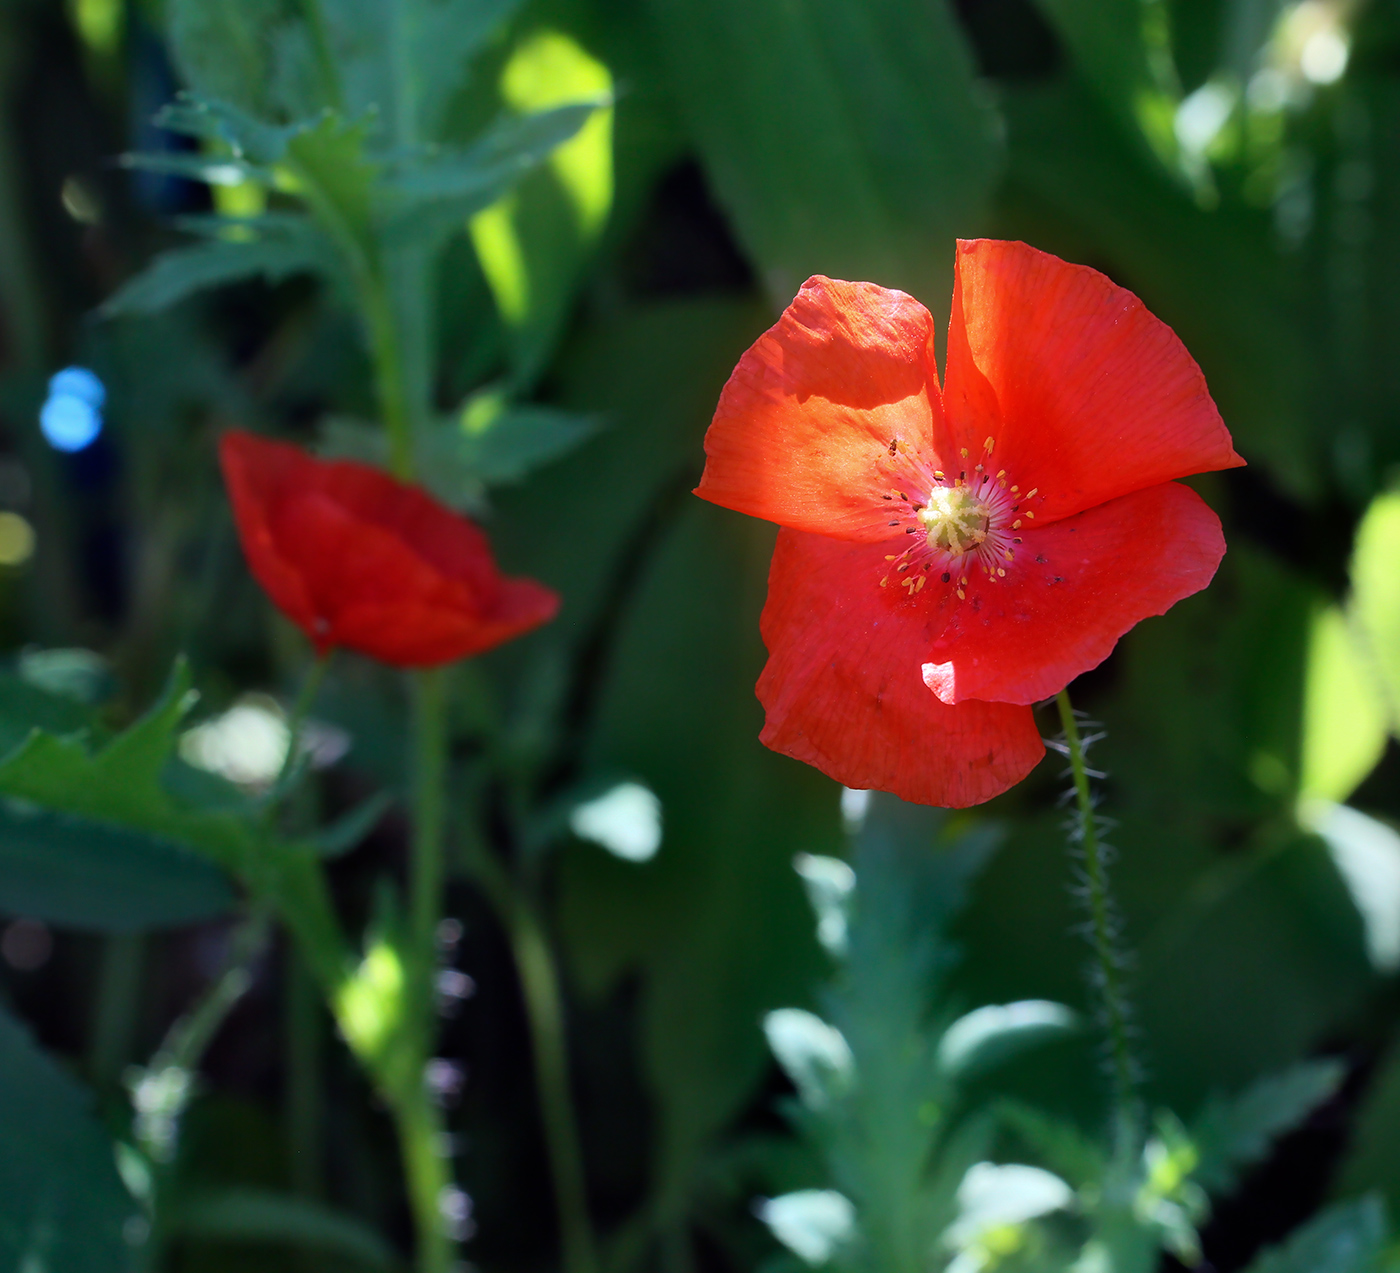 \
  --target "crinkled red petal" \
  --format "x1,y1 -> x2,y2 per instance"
943,240 -> 1243,524
695,276 -> 946,542
756,528 -> 1045,807
219,430 -> 559,666
924,482 -> 1226,705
